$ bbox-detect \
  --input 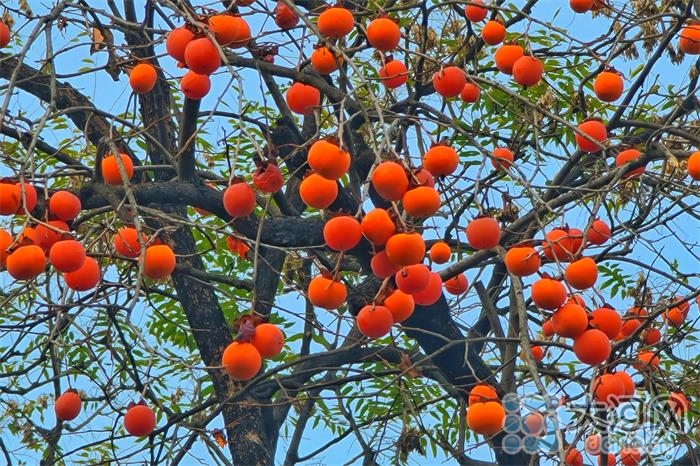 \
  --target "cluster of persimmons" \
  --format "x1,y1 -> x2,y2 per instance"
1,0 -> 699,453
